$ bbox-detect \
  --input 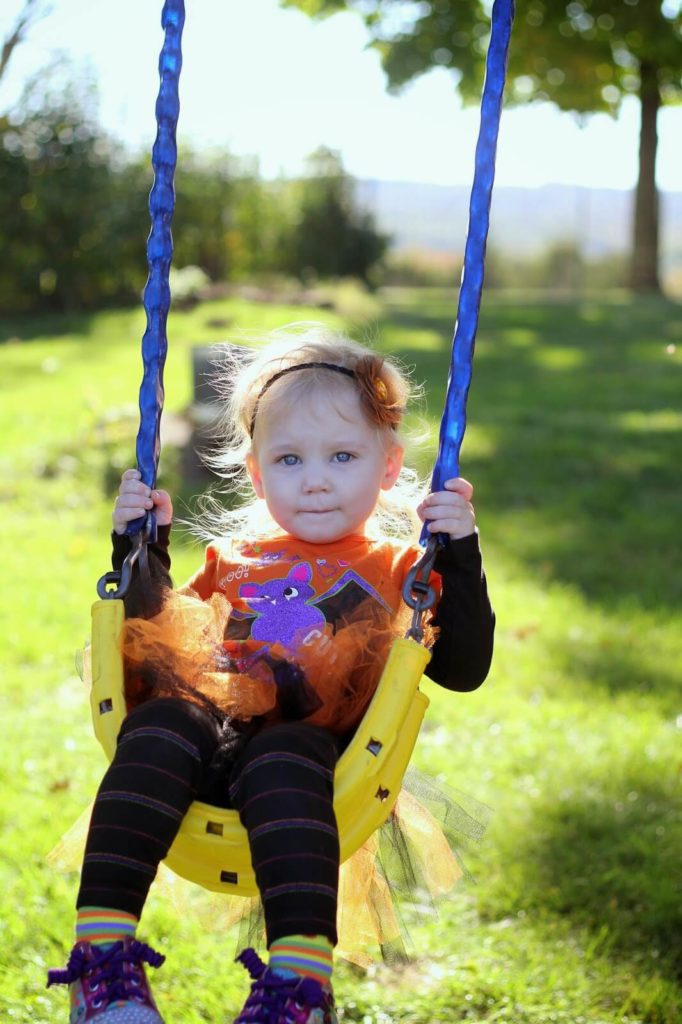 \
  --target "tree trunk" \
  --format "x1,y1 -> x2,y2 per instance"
630,63 -> 661,293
